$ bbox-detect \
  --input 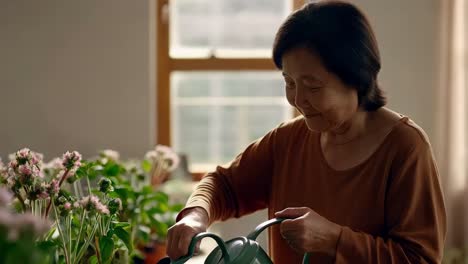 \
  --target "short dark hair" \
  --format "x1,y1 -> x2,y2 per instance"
273,0 -> 386,111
